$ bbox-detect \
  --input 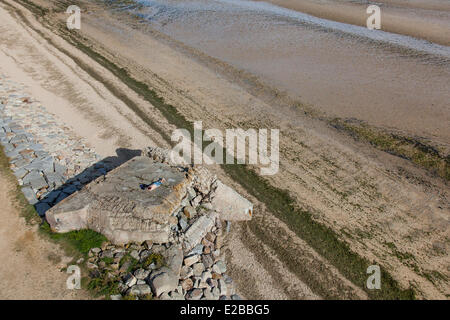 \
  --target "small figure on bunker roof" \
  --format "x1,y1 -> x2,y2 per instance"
140,178 -> 166,191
